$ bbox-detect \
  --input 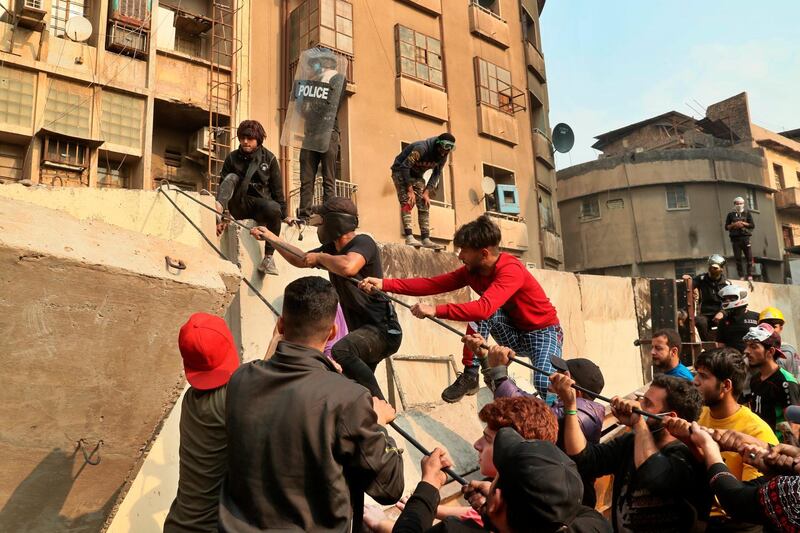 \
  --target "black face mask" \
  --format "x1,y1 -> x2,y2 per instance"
316,212 -> 358,244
